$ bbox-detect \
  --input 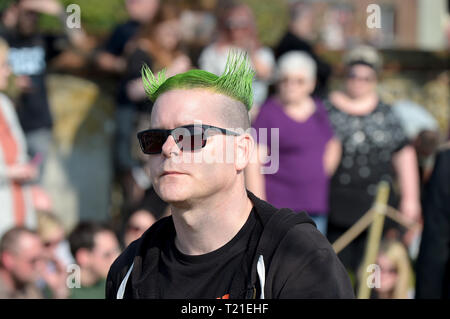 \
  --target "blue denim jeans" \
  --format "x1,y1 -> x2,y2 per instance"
310,214 -> 328,236
25,127 -> 53,182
